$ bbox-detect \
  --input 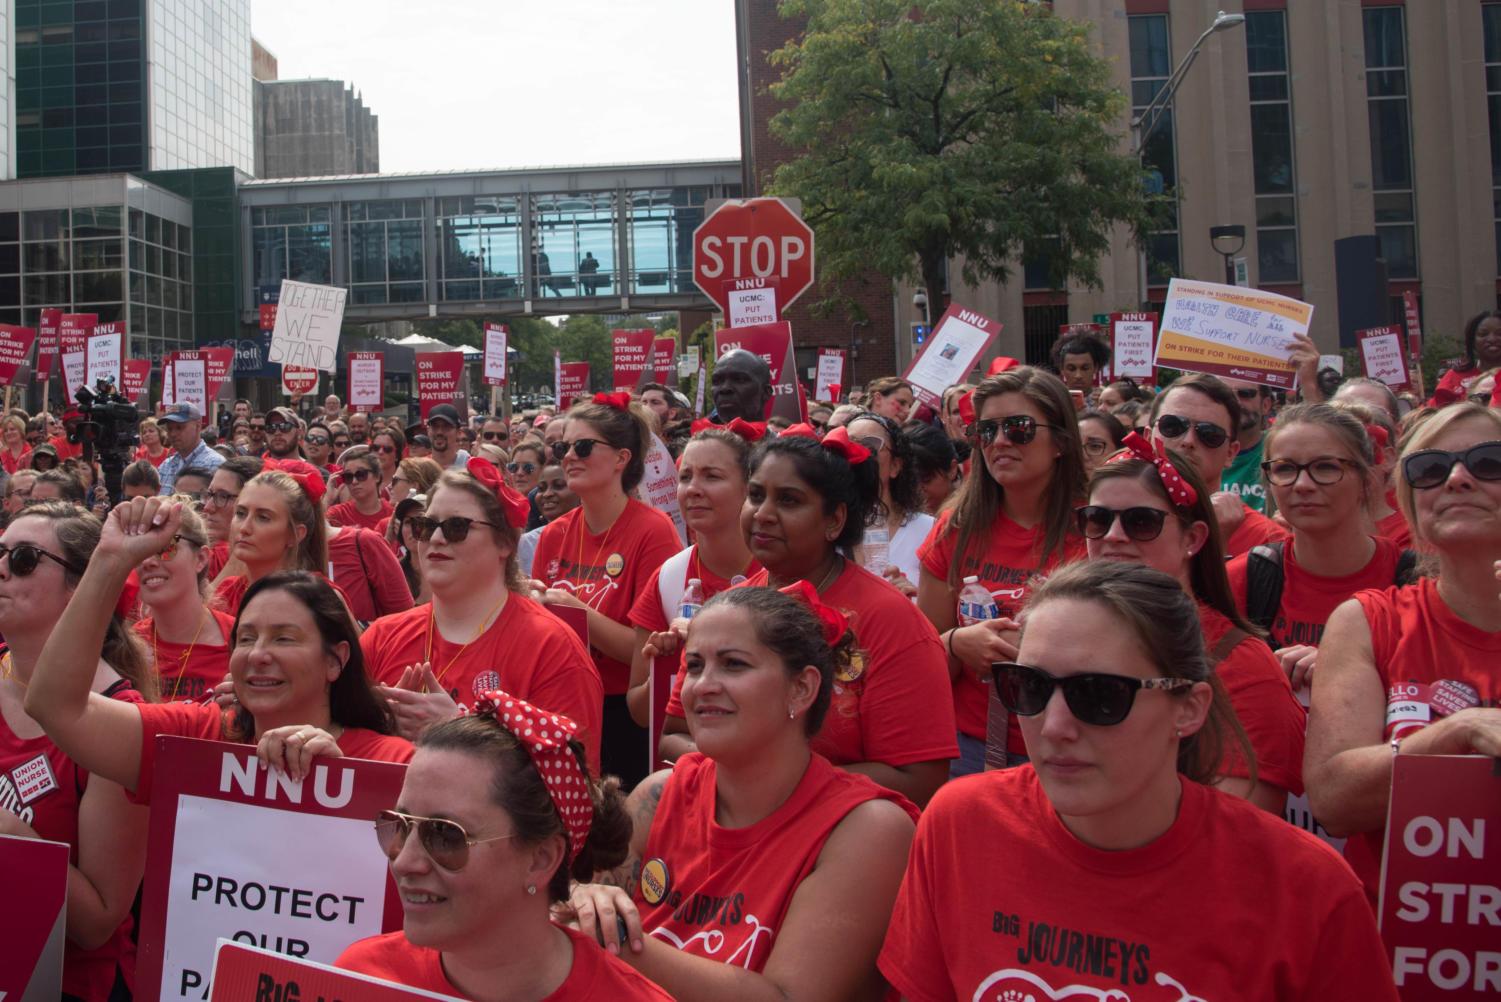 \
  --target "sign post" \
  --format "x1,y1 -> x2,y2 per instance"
693,198 -> 814,316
